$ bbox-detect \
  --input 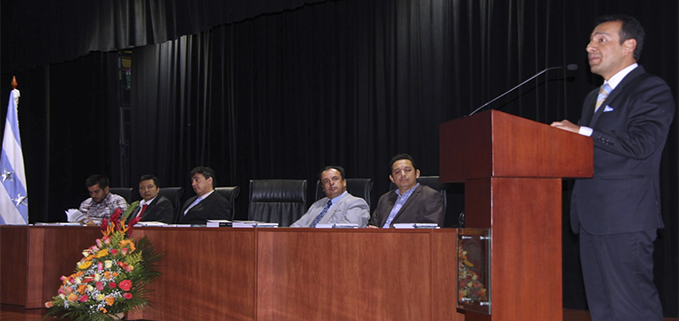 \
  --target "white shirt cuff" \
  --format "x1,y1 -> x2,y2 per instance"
579,126 -> 593,137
